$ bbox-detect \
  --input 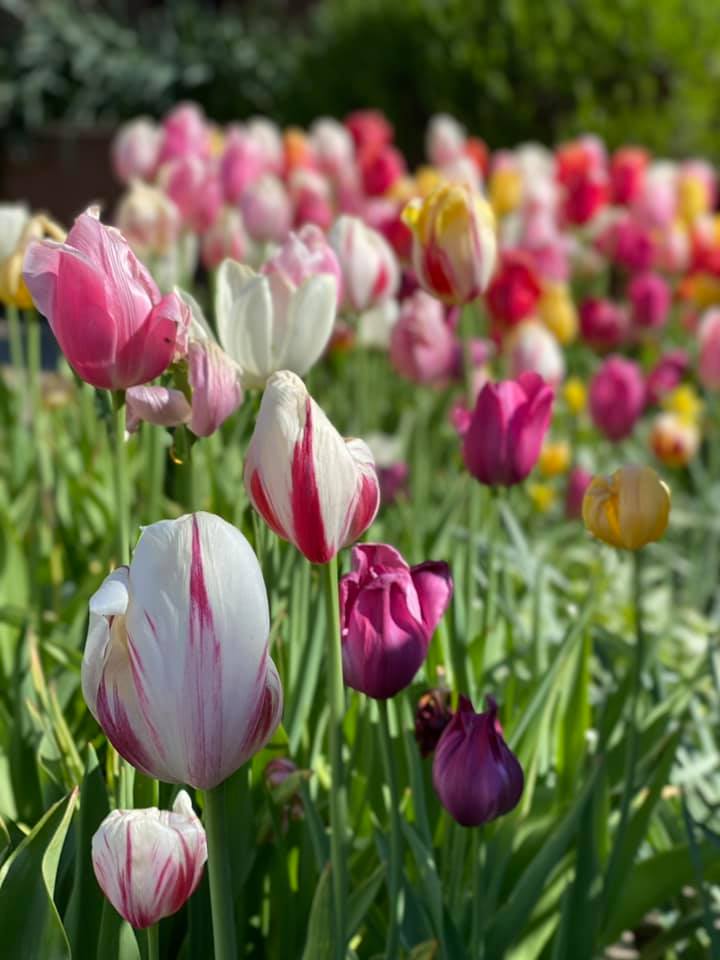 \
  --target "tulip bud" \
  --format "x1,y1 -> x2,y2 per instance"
244,371 -> 380,564
562,169 -> 609,225
92,791 -> 206,929
698,309 -> 720,390
310,118 -> 355,178
563,376 -> 587,415
360,145 -> 406,197
628,271 -> 670,330
330,215 -> 399,312
589,356 -> 645,442
219,127 -> 265,204
200,207 -> 248,271
426,114 -> 466,167
579,298 -> 628,352
486,250 -> 542,328
339,544 -> 453,699
463,373 -> 554,486
402,183 -> 496,305
23,208 -> 188,390
82,512 -> 282,788
345,109 -> 393,154
161,156 -> 223,234
187,339 -> 243,437
433,695 -> 524,827
240,174 -> 292,244
537,283 -> 577,344
112,118 -> 161,185
489,166 -> 523,218
650,413 -> 700,468
610,147 -> 648,206
116,181 -> 181,258
414,688 -> 452,757
505,320 -> 565,387
290,168 -> 334,231
582,465 -> 671,550
389,290 -> 458,384
538,441 -> 570,477
156,102 -> 211,167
